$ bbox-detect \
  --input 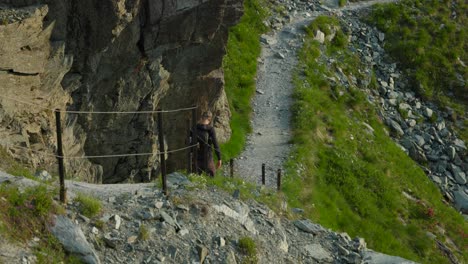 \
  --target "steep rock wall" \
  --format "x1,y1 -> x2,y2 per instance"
0,0 -> 242,182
